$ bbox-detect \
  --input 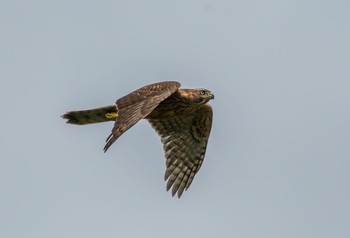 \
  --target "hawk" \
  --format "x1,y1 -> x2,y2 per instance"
62,81 -> 214,198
